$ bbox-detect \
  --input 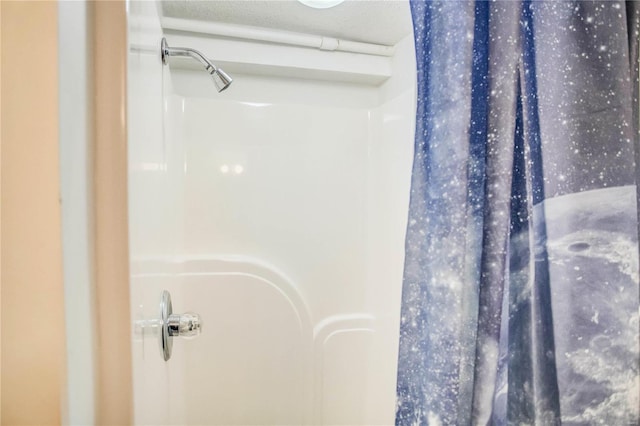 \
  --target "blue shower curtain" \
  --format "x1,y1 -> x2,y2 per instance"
396,1 -> 640,424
